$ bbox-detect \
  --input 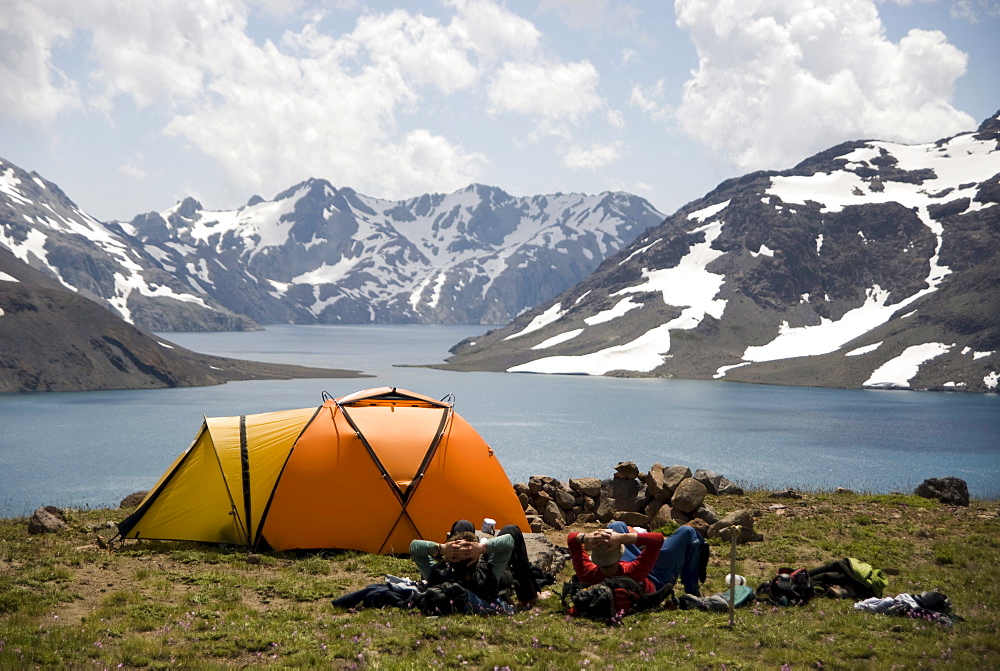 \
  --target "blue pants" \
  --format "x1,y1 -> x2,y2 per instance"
608,521 -> 703,596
